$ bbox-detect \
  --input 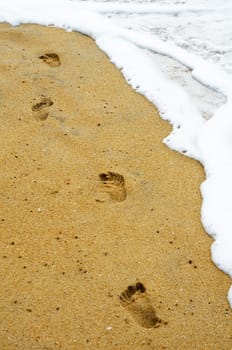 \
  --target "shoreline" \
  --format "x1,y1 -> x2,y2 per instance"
0,23 -> 231,349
